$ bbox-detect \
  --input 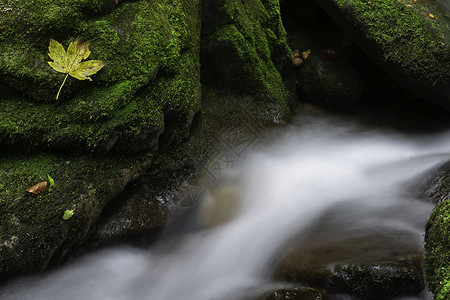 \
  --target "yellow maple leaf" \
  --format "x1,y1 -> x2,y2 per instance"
48,39 -> 105,100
